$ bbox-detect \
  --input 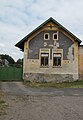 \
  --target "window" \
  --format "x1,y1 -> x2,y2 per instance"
52,49 -> 63,67
40,53 -> 49,67
40,49 -> 50,67
44,33 -> 49,40
53,32 -> 58,40
53,53 -> 61,66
